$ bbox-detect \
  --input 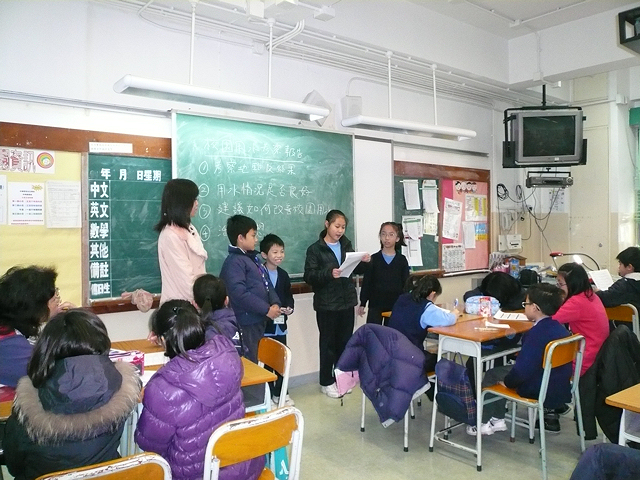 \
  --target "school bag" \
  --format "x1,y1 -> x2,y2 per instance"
435,357 -> 477,426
